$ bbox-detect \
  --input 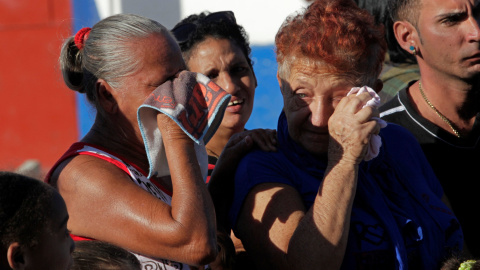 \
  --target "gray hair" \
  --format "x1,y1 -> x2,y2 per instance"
59,13 -> 171,109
